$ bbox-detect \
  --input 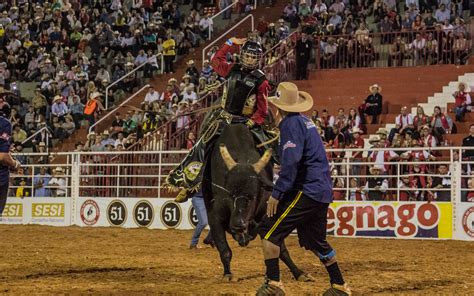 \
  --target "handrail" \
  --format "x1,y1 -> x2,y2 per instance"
22,126 -> 52,152
105,53 -> 163,109
208,0 -> 239,40
202,14 -> 254,66
89,84 -> 150,134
